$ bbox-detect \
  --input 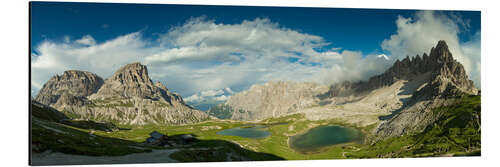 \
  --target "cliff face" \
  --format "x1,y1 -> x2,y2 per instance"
209,81 -> 329,121
327,40 -> 479,140
35,63 -> 210,125
93,63 -> 160,99
329,40 -> 477,98
35,70 -> 104,106
90,63 -> 186,106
